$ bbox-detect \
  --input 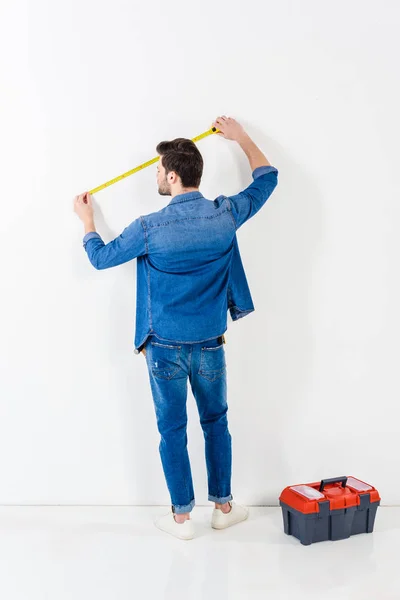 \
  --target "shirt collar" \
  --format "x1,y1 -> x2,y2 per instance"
168,191 -> 204,205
